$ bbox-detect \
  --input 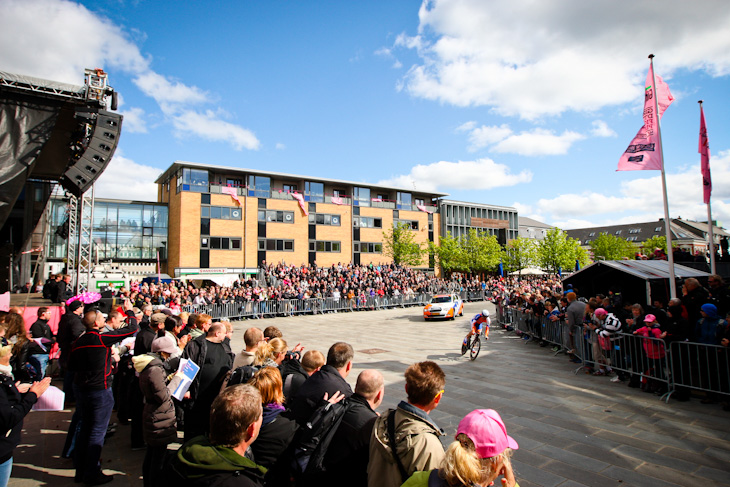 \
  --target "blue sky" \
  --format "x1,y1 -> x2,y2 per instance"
2,0 -> 730,229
